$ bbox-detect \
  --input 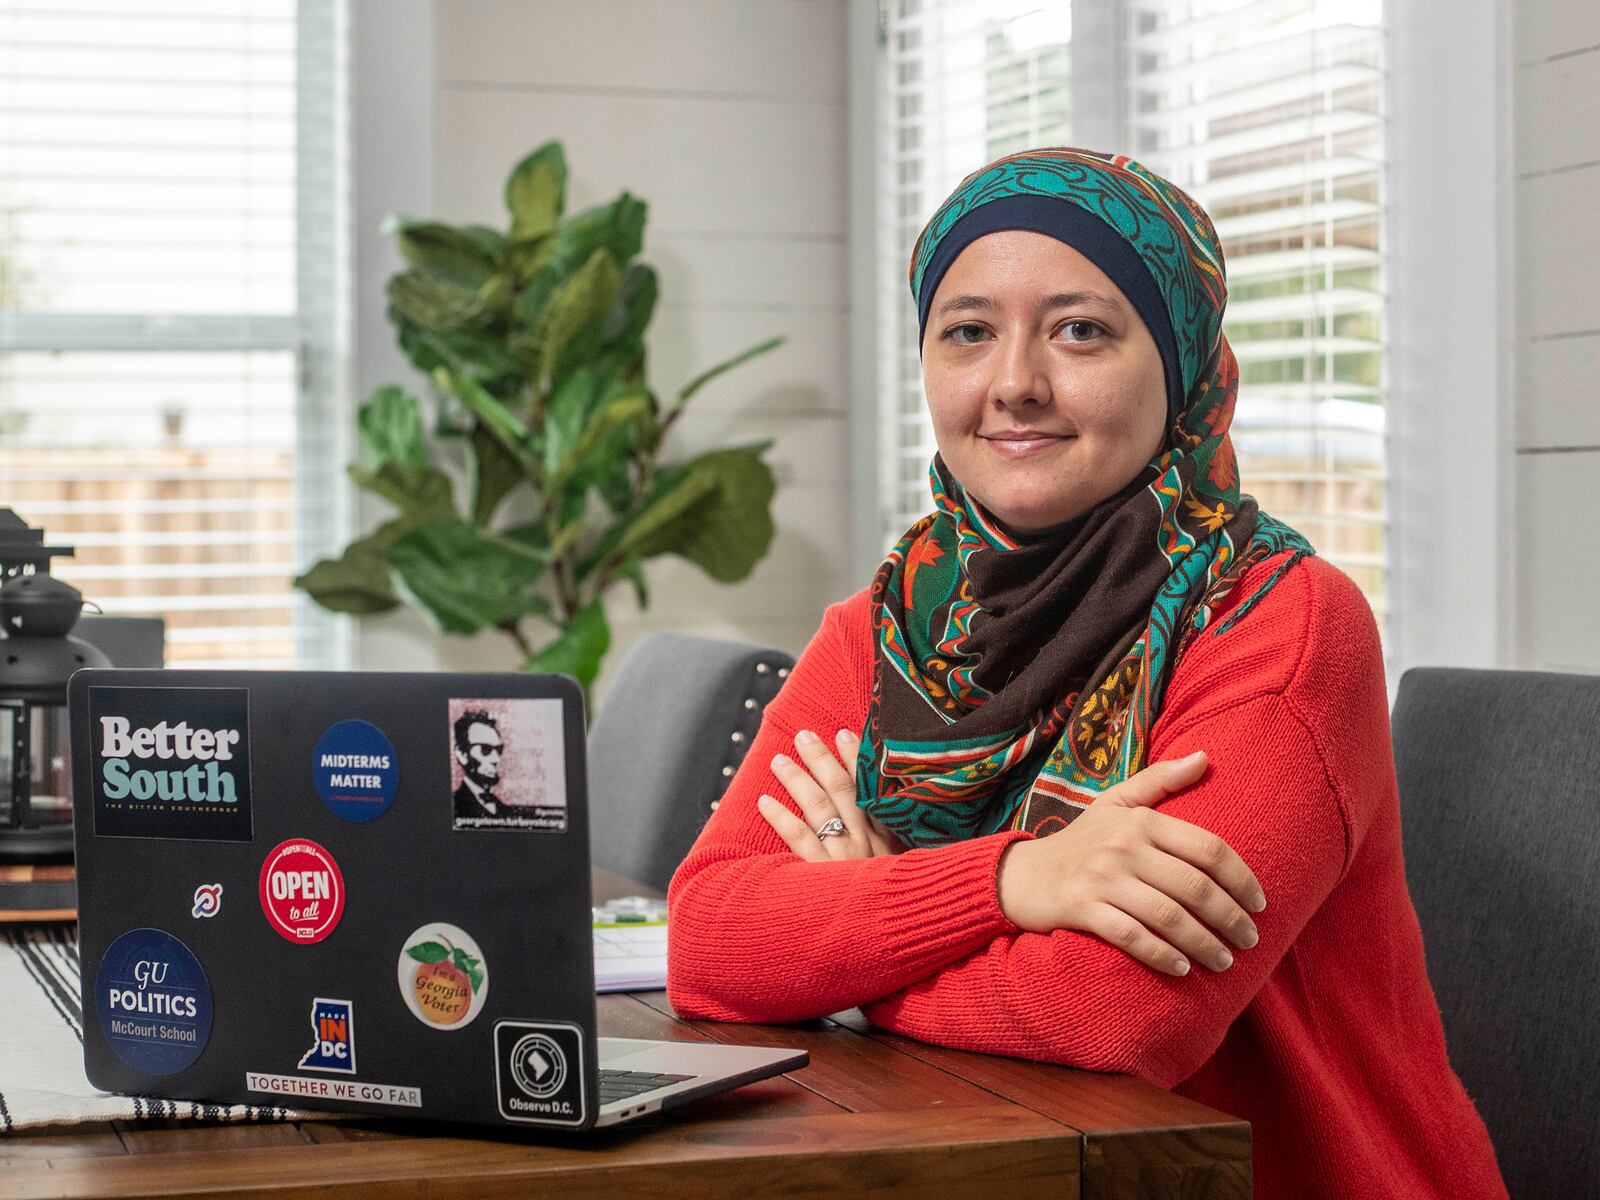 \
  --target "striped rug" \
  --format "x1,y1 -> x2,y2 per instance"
0,926 -> 321,1132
